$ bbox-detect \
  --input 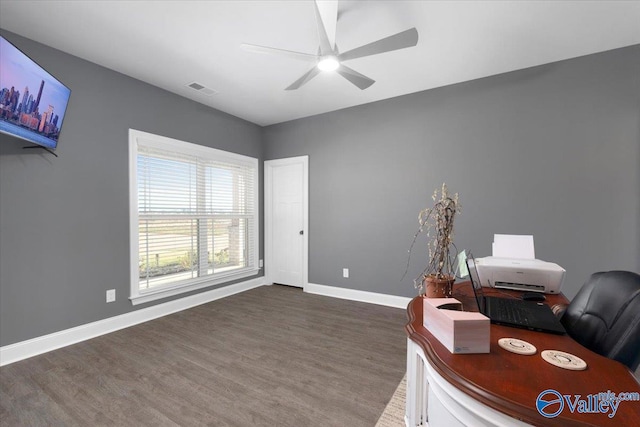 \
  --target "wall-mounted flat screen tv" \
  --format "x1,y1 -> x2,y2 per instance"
0,35 -> 71,150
